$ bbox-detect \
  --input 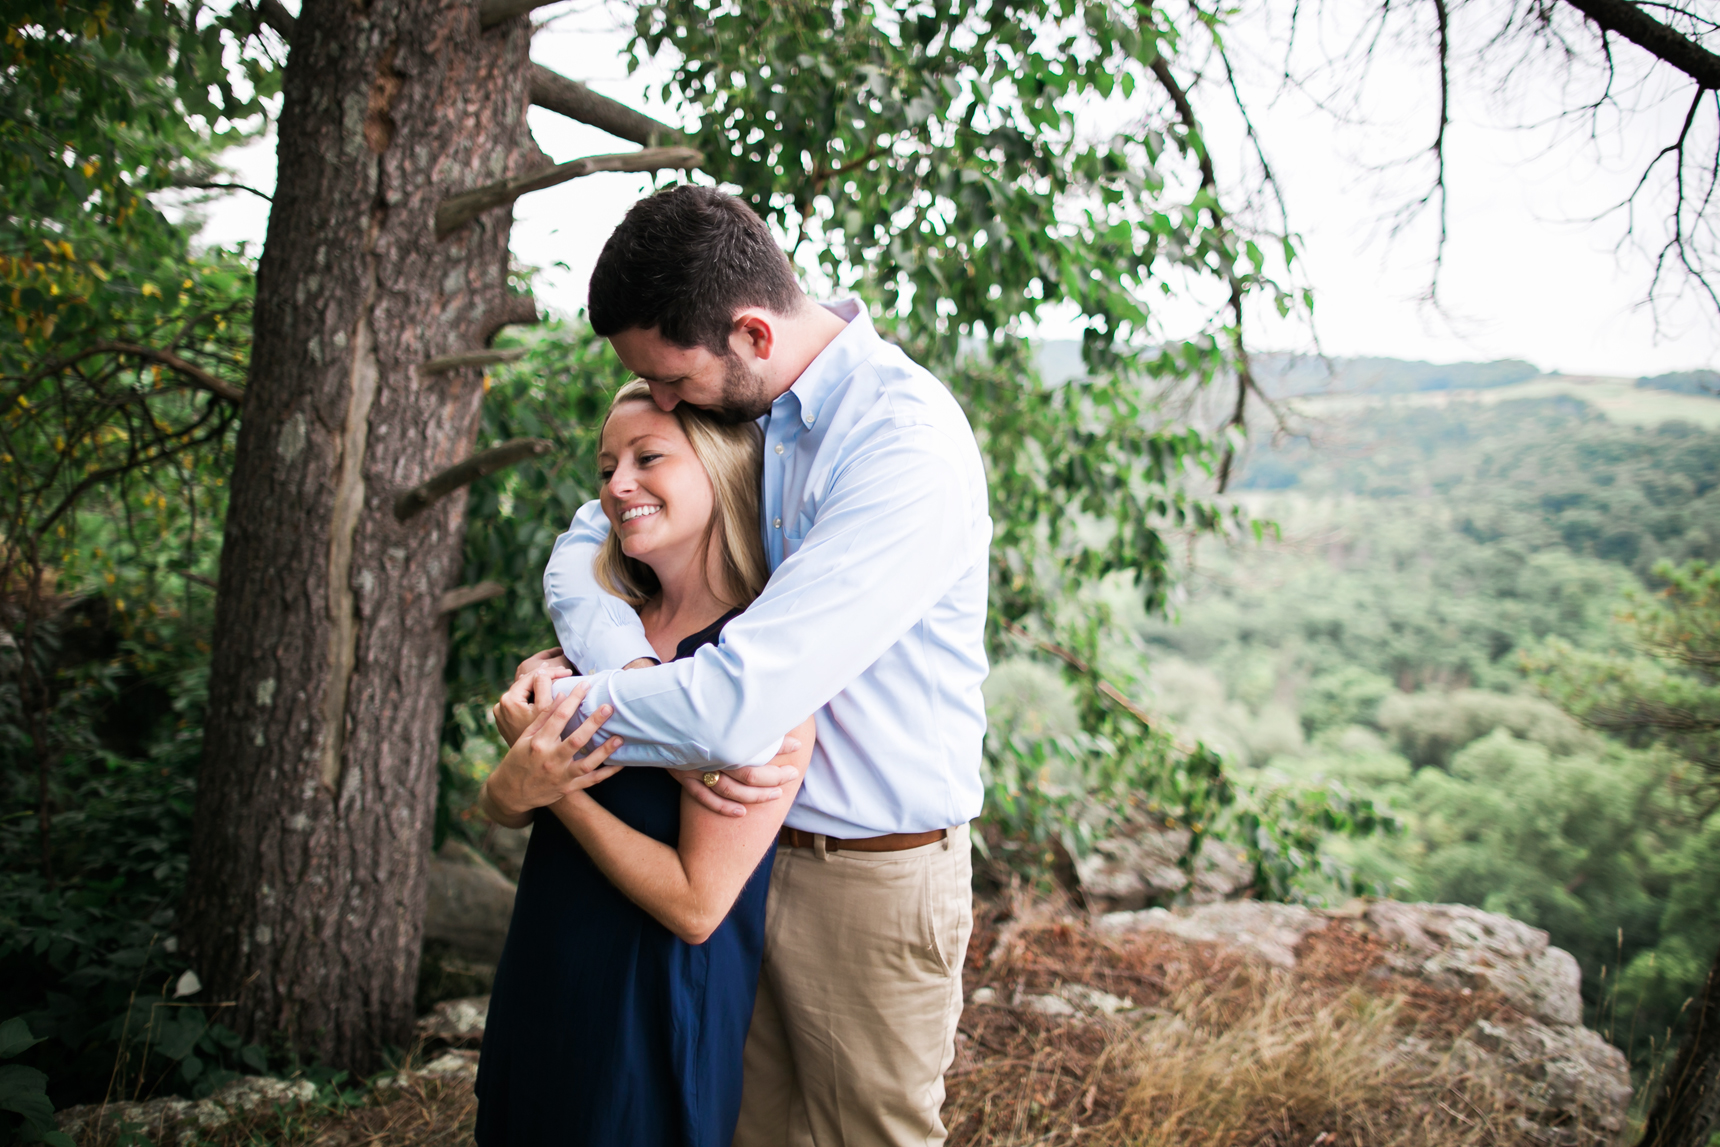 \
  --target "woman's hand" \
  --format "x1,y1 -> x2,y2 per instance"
479,681 -> 624,827
493,650 -> 653,746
